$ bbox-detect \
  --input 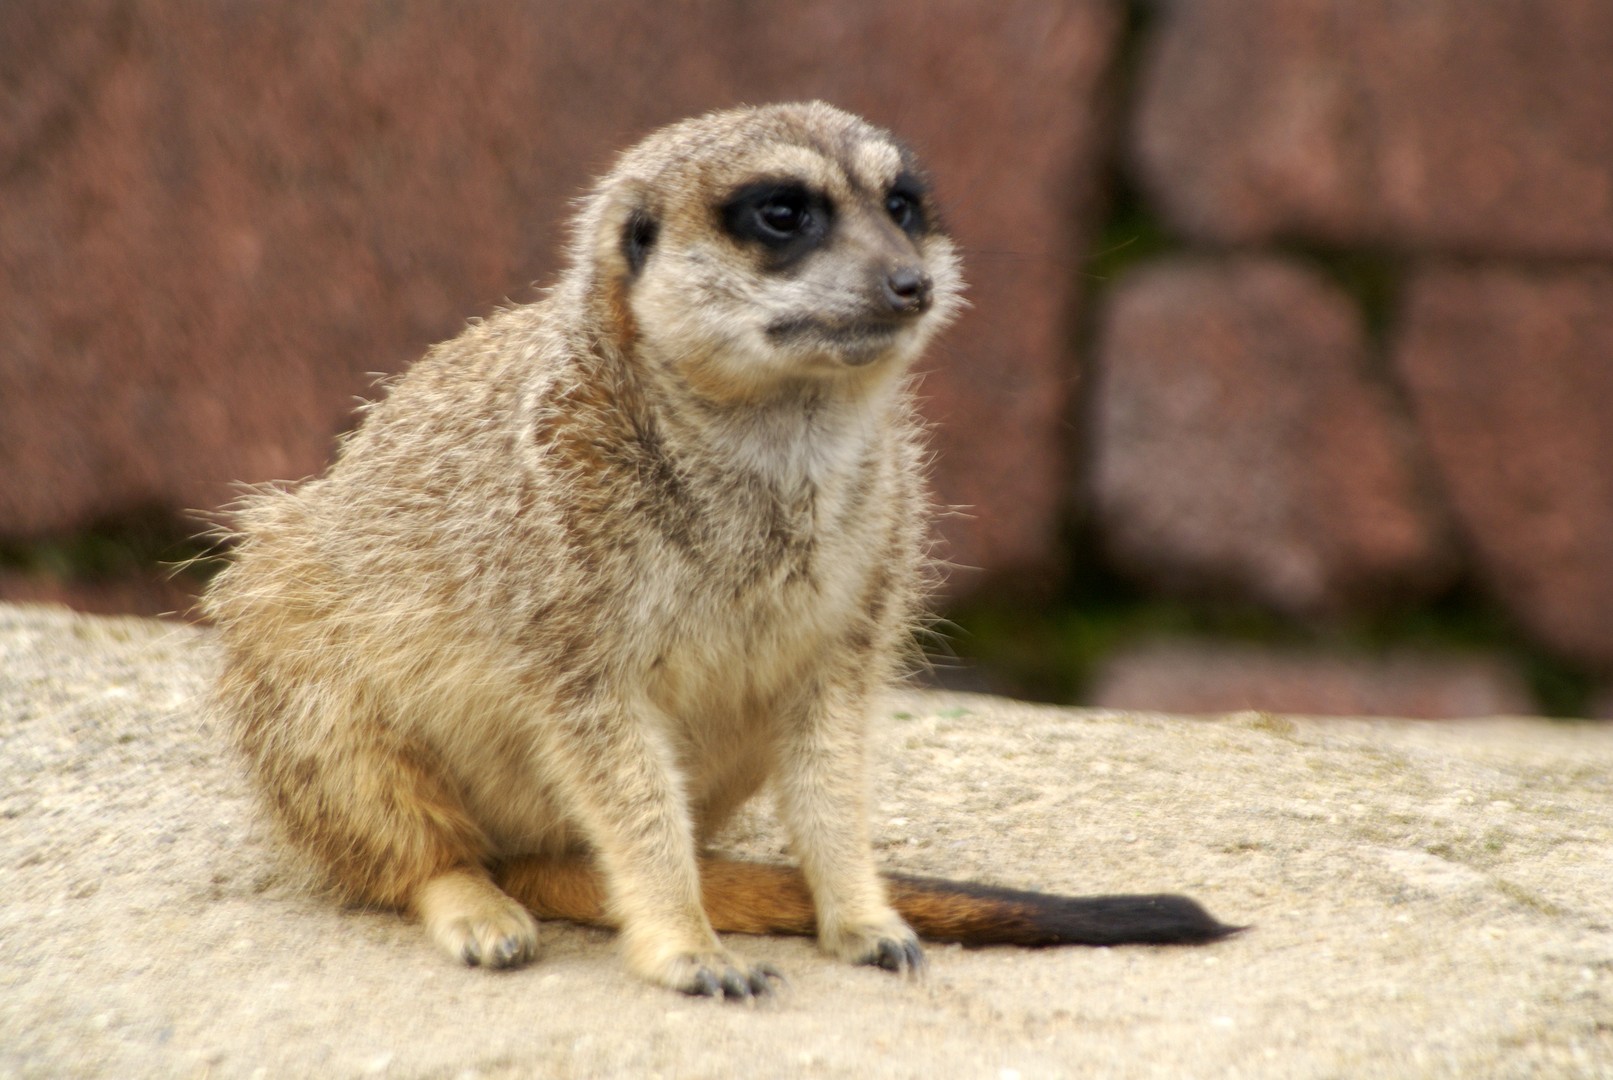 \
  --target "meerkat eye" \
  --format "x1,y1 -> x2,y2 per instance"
885,192 -> 914,228
758,193 -> 810,237
720,181 -> 830,259
885,174 -> 928,236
